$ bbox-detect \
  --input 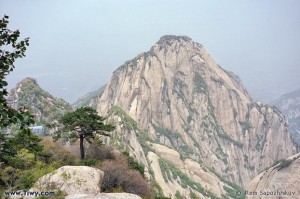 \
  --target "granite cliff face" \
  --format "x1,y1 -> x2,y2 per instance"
247,153 -> 300,199
273,88 -> 300,146
96,36 -> 296,197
